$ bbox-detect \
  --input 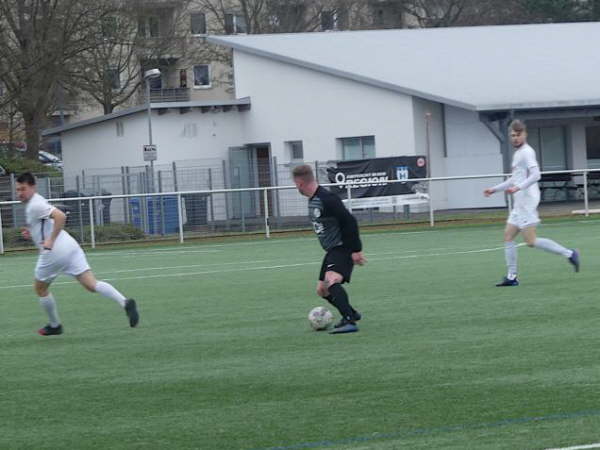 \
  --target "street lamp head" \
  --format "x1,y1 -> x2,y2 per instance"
144,68 -> 161,80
